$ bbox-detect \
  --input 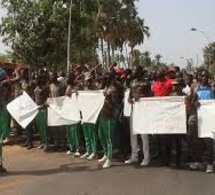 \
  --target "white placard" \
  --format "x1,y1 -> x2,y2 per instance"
77,91 -> 105,124
133,96 -> 186,134
48,96 -> 80,126
198,100 -> 215,139
7,91 -> 39,129
124,90 -> 132,117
